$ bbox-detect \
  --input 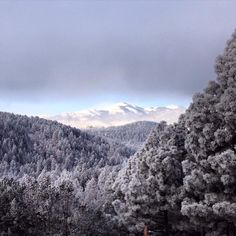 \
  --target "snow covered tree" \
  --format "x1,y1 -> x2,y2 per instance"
113,121 -> 188,234
181,30 -> 236,235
